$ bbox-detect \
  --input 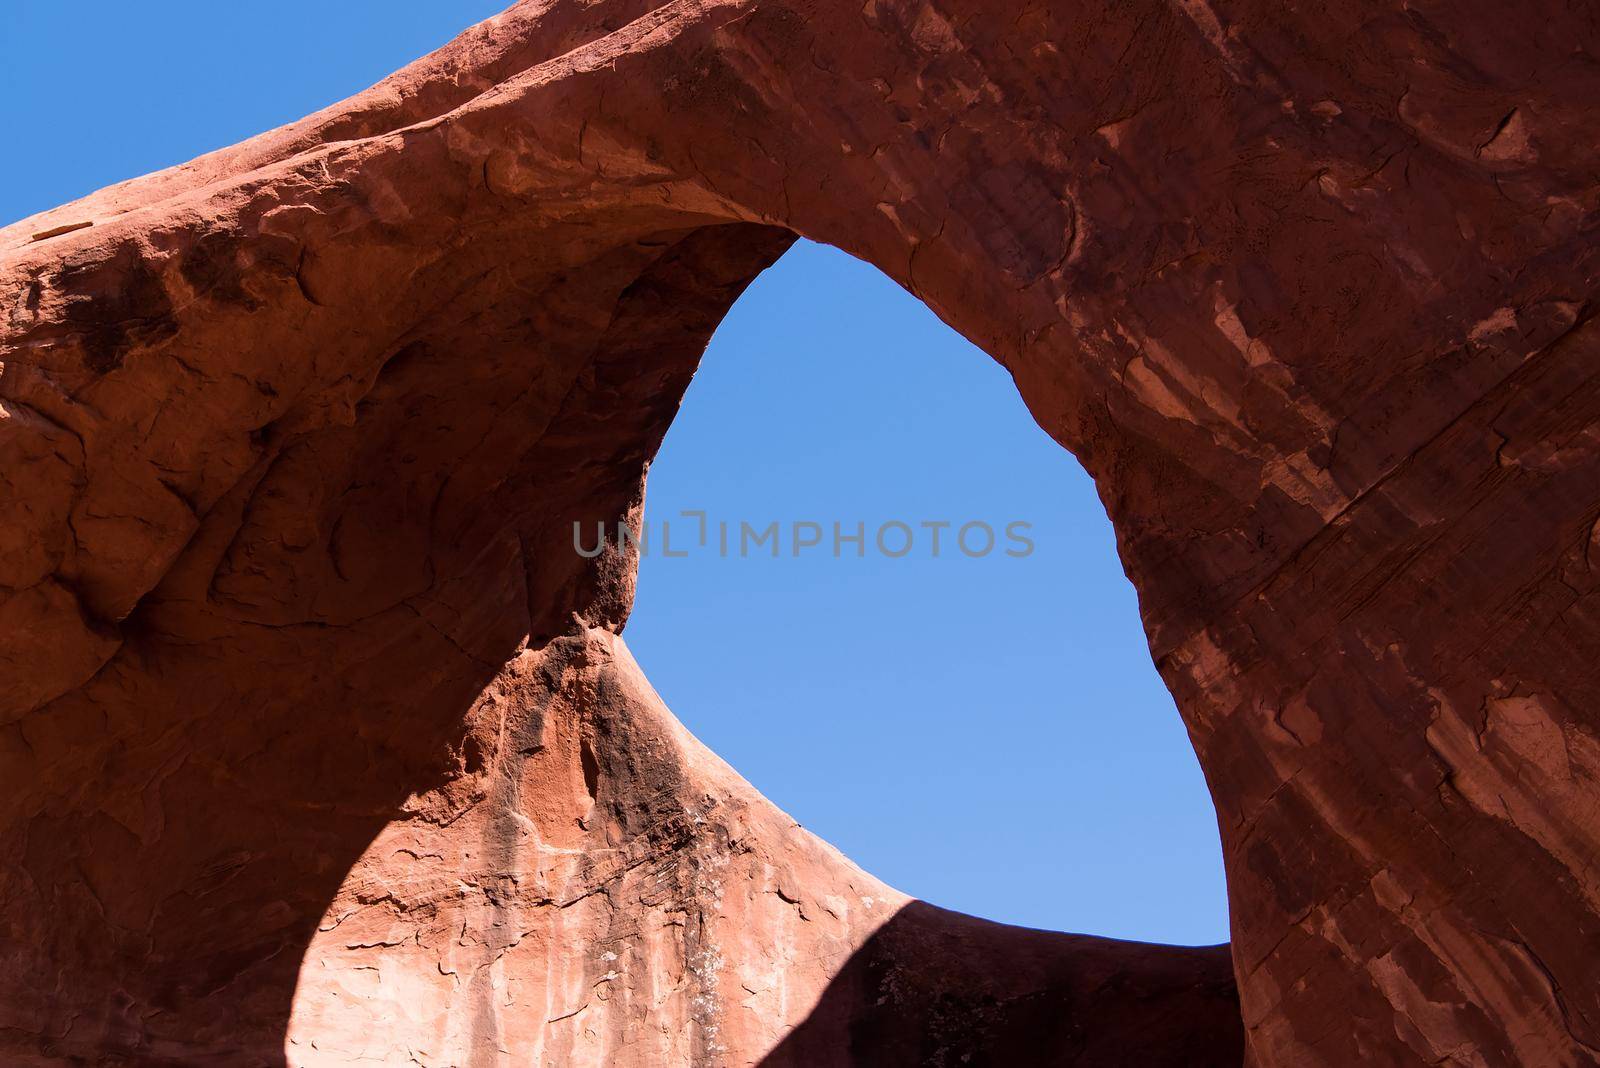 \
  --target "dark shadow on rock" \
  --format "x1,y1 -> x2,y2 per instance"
760,901 -> 1243,1068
